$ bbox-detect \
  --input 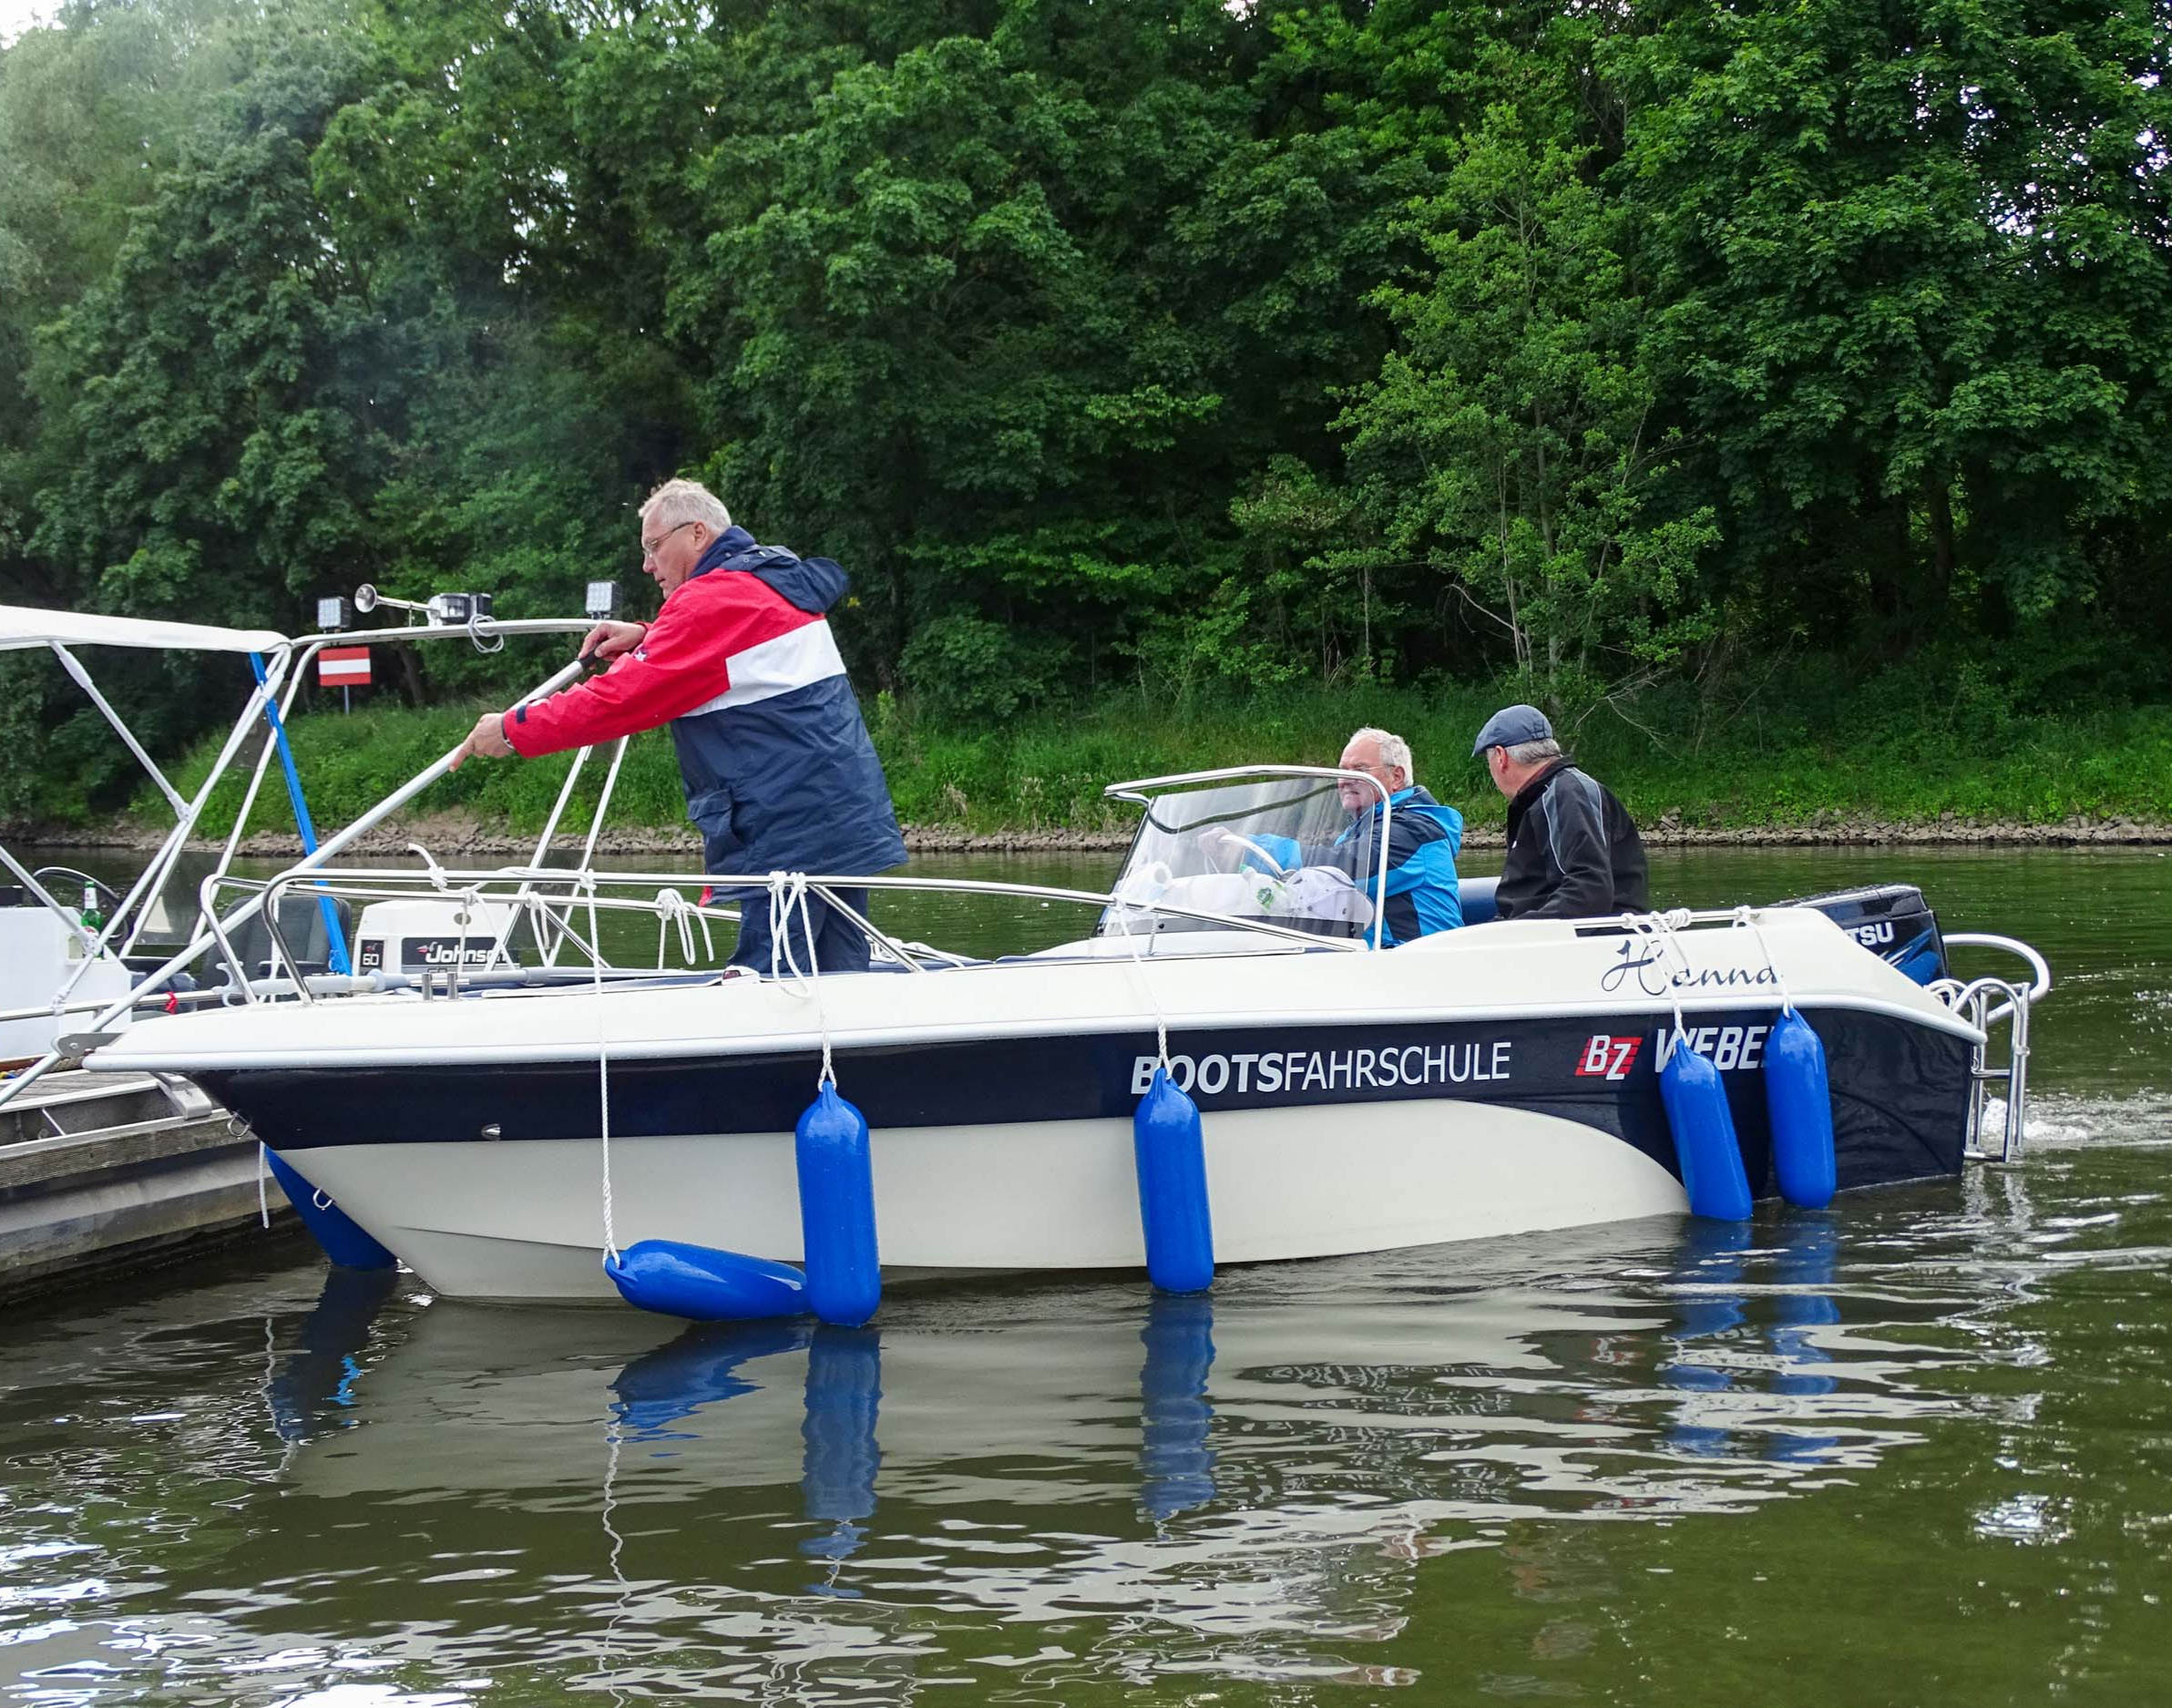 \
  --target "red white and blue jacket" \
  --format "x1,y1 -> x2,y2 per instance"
505,527 -> 907,881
